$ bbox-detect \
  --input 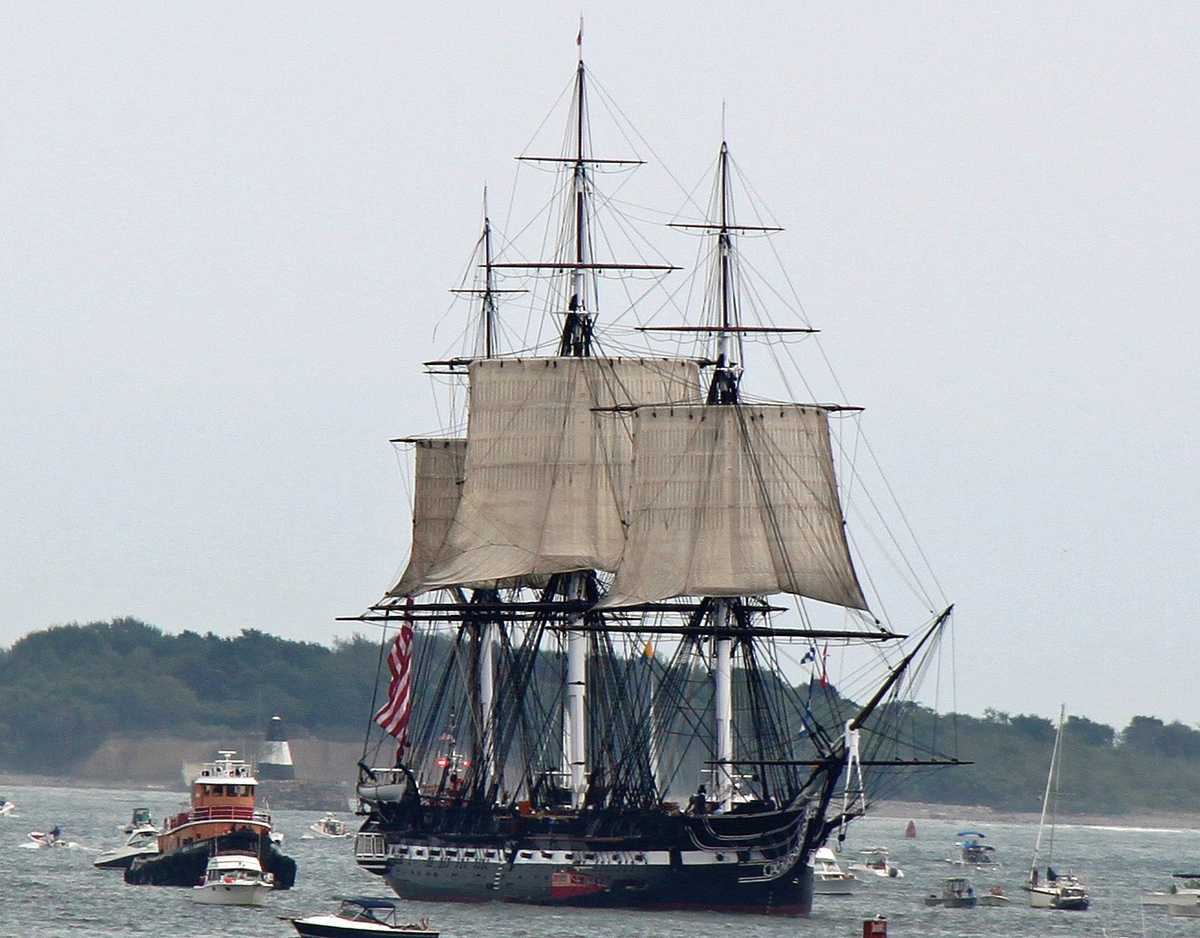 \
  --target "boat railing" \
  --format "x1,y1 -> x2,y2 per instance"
168,805 -> 272,828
